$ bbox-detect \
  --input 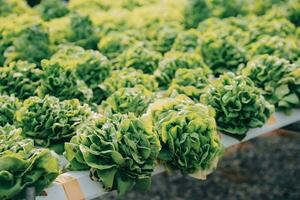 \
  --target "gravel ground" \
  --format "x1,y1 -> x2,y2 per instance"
98,130 -> 300,200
